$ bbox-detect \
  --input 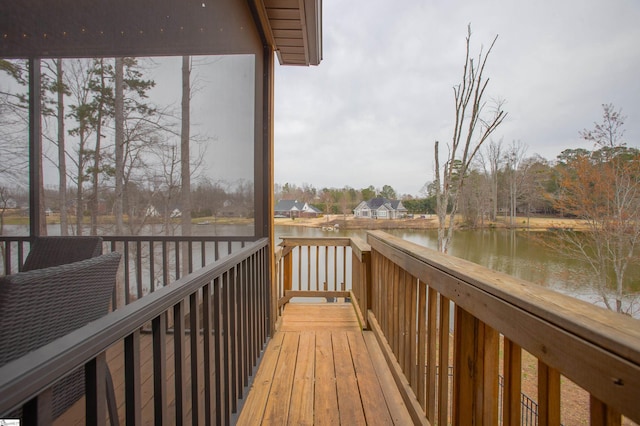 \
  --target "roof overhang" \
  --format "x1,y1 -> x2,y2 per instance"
0,0 -> 321,64
255,0 -> 322,66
